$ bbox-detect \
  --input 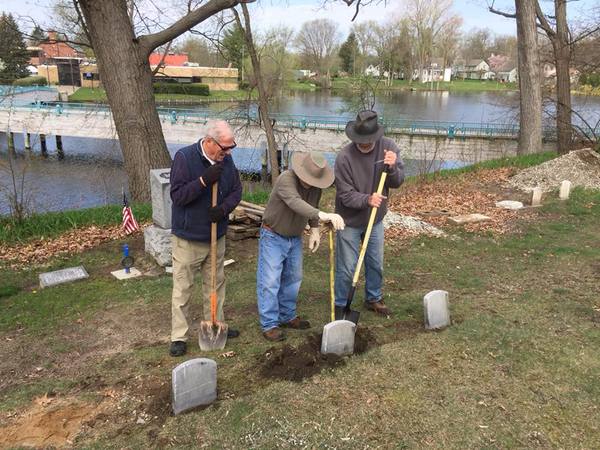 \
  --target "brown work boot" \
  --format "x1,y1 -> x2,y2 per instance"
263,327 -> 286,342
280,317 -> 311,329
365,300 -> 392,316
